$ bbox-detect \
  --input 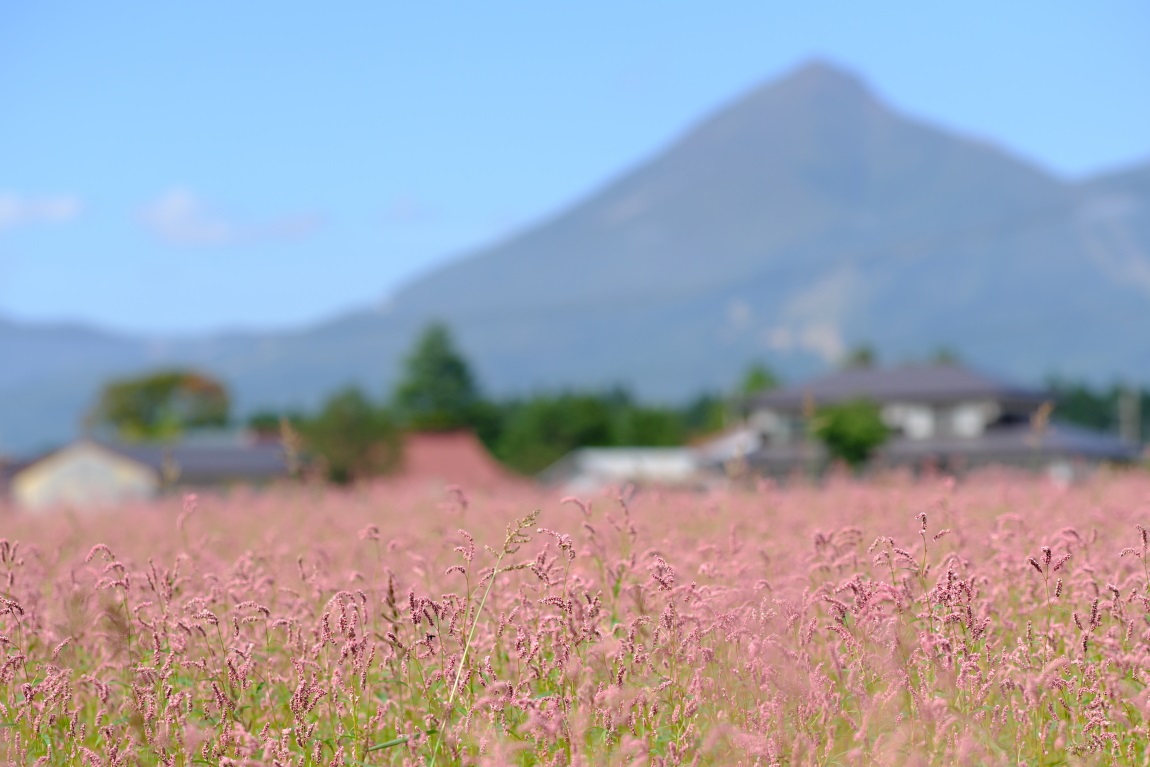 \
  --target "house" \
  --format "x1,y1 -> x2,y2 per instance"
0,456 -> 33,510
389,431 -> 525,490
733,363 -> 1140,477
6,433 -> 289,511
538,447 -> 704,494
